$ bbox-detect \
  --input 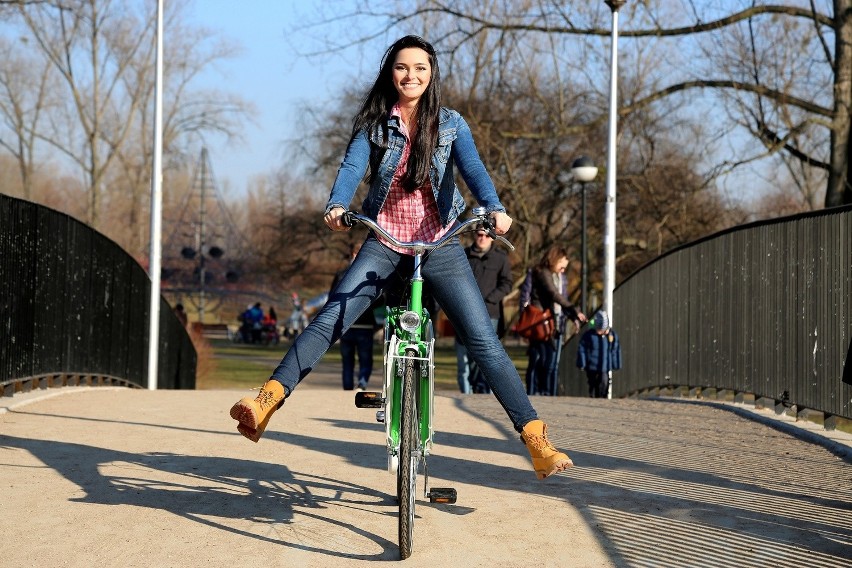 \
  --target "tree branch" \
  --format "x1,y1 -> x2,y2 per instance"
621,80 -> 833,118
497,78 -> 833,141
753,118 -> 829,170
416,3 -> 834,38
